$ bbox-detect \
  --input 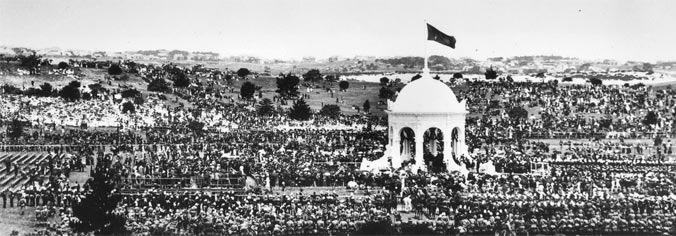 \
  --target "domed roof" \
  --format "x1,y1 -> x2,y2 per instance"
390,72 -> 466,113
